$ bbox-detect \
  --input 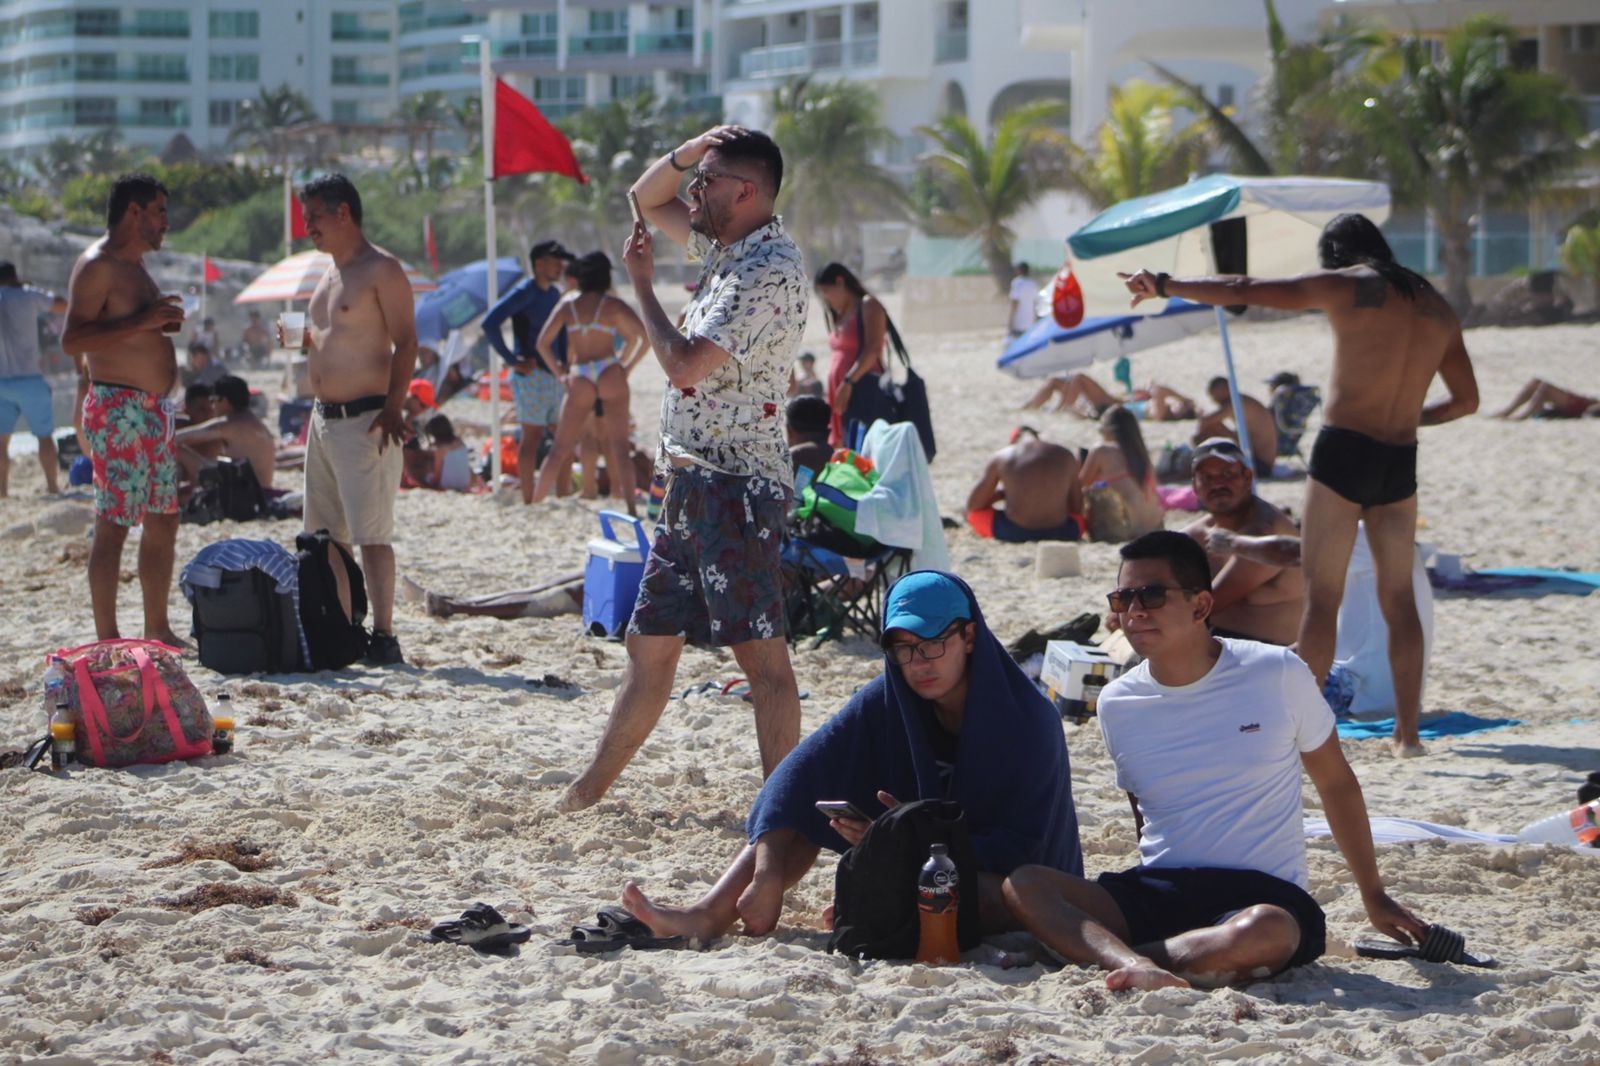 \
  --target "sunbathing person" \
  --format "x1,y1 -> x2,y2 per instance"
174,375 -> 276,491
1003,531 -> 1427,990
1081,406 -> 1164,541
1022,372 -> 1194,422
620,570 -> 1083,941
965,426 -> 1084,542
1493,378 -> 1599,420
1193,376 -> 1278,477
